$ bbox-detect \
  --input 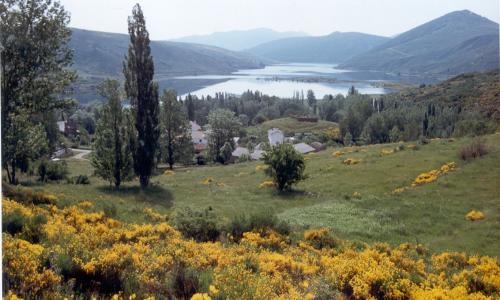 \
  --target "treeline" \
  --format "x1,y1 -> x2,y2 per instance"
180,81 -> 497,146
